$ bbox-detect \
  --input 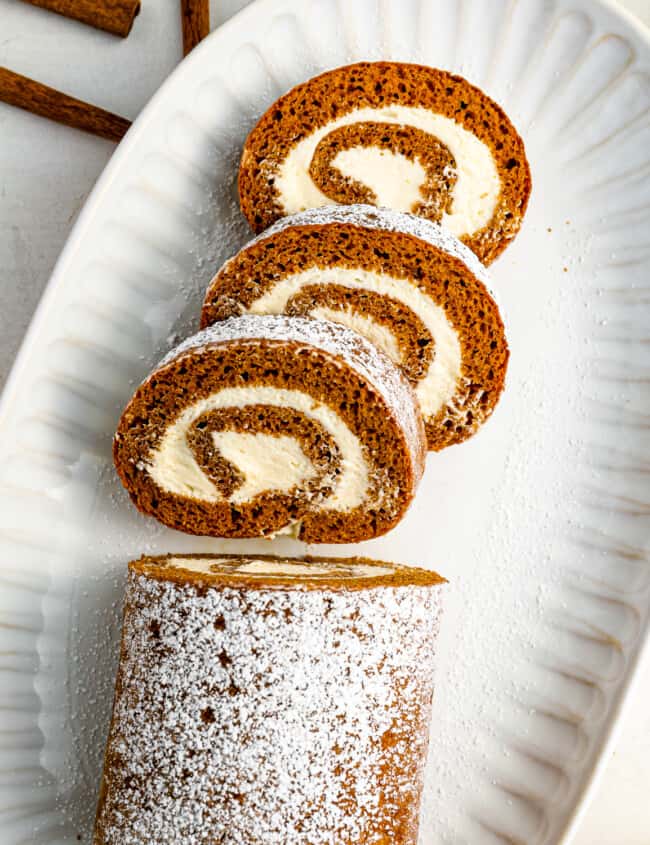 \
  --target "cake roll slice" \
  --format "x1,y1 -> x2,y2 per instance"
239,61 -> 531,264
113,315 -> 425,542
94,554 -> 446,845
202,205 -> 508,451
